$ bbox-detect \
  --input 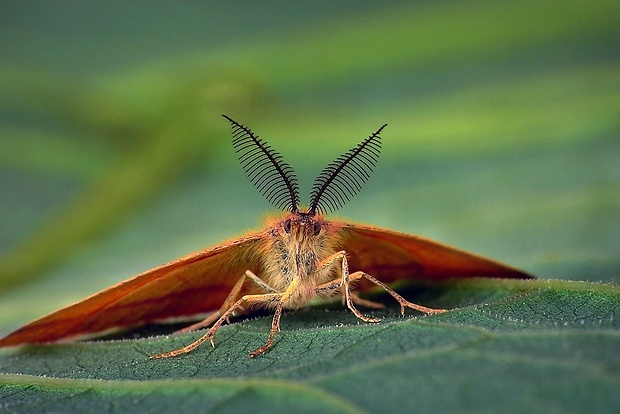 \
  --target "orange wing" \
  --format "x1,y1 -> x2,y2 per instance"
338,224 -> 532,285
0,232 -> 267,347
